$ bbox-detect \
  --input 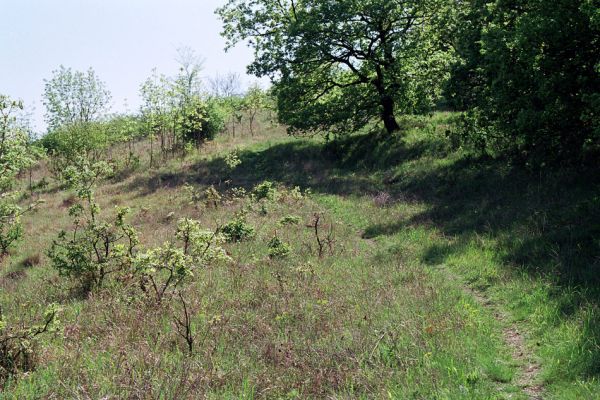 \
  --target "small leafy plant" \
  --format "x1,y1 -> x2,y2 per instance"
221,214 -> 255,243
134,243 -> 192,304
182,183 -> 203,206
278,215 -> 301,226
0,304 -> 61,385
0,200 -> 24,256
253,180 -> 277,201
224,150 -> 242,170
135,218 -> 230,303
228,186 -> 247,200
268,235 -> 291,259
